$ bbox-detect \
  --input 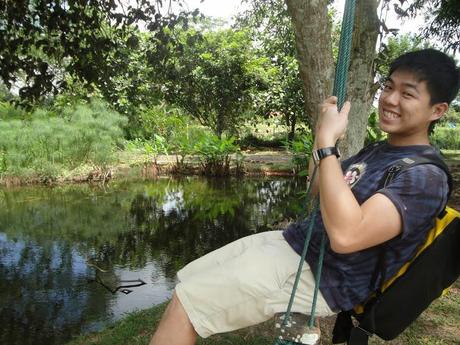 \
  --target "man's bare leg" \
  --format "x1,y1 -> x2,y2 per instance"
150,292 -> 198,345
